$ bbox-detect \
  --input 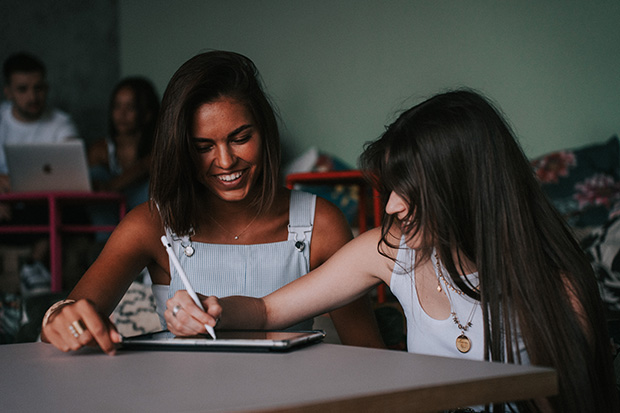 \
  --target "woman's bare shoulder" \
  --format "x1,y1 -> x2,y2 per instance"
313,194 -> 349,222
308,194 -> 353,266
114,202 -> 164,240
